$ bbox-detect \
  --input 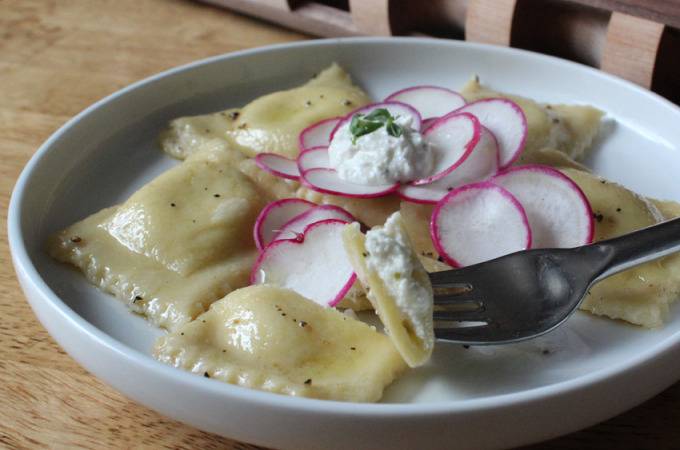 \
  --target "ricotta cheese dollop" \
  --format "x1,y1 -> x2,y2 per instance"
364,213 -> 434,345
328,115 -> 434,185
